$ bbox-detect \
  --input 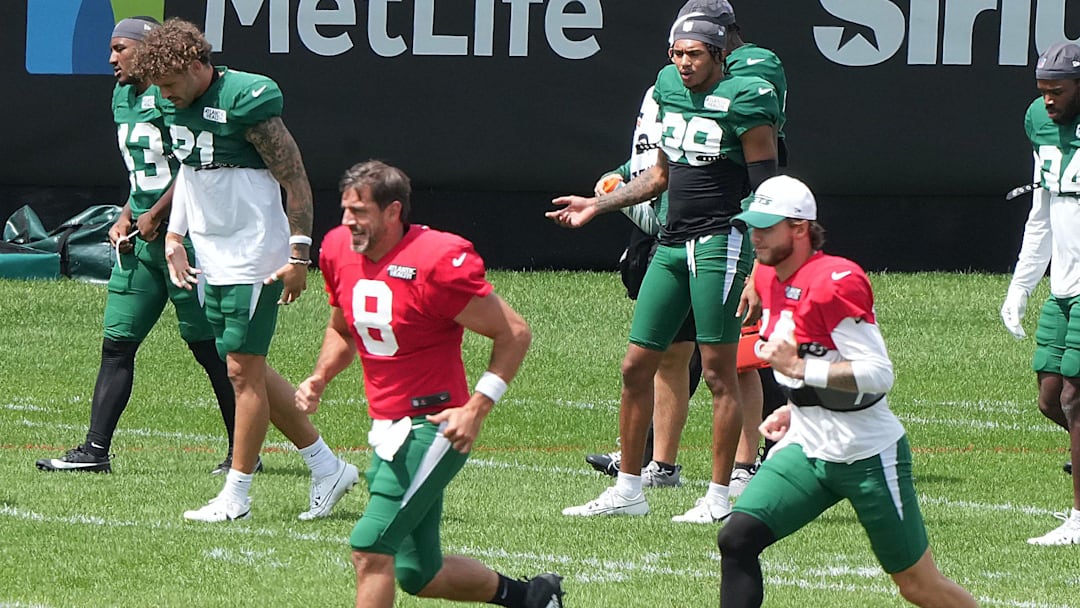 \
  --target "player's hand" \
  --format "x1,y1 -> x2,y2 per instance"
759,404 -> 791,442
1001,285 -> 1028,340
427,400 -> 488,454
265,261 -> 308,305
165,241 -> 200,290
109,216 -> 135,253
135,211 -> 163,242
546,195 -> 600,228
758,333 -> 802,379
594,174 -> 623,196
737,280 -> 762,325
295,375 -> 325,415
